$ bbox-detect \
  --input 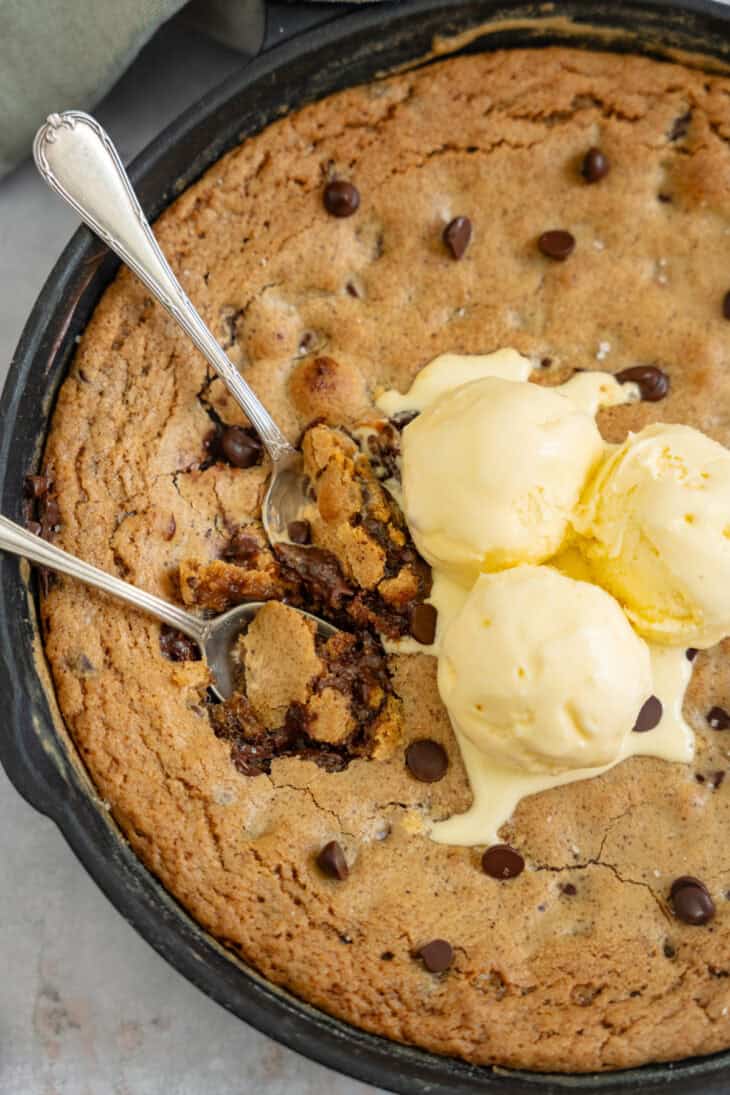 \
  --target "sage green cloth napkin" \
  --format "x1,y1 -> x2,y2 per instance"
0,0 -> 187,178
